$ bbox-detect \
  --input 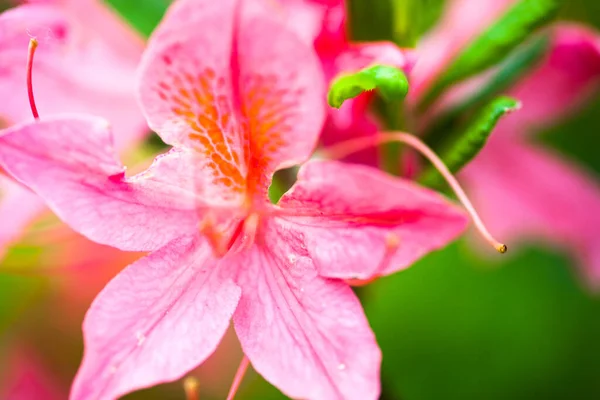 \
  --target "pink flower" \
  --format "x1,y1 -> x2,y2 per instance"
0,0 -> 467,398
0,0 -> 147,258
457,25 -> 600,288
279,0 -> 414,164
1,343 -> 64,400
409,0 -> 600,287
